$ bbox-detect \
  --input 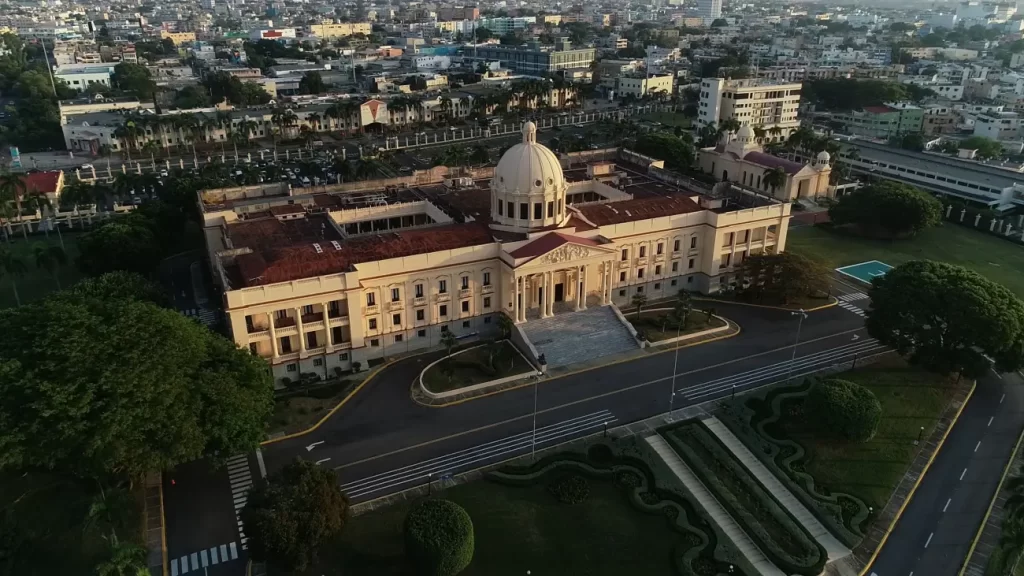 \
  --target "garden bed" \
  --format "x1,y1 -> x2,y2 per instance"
715,357 -> 959,547
627,309 -> 727,342
315,437 -> 753,576
268,378 -> 360,436
421,340 -> 533,394
661,421 -> 826,576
